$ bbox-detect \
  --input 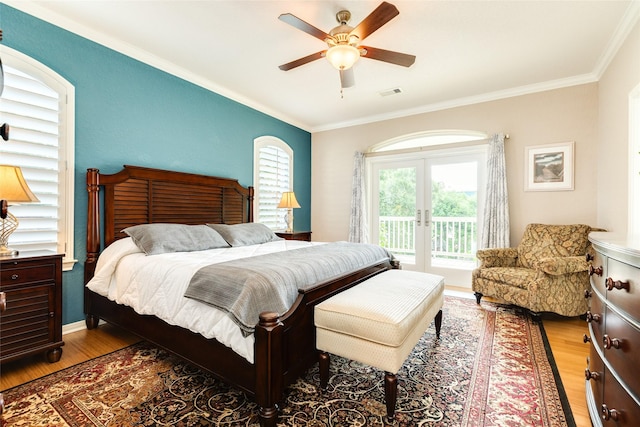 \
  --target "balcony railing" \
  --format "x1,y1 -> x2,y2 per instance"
379,216 -> 477,267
